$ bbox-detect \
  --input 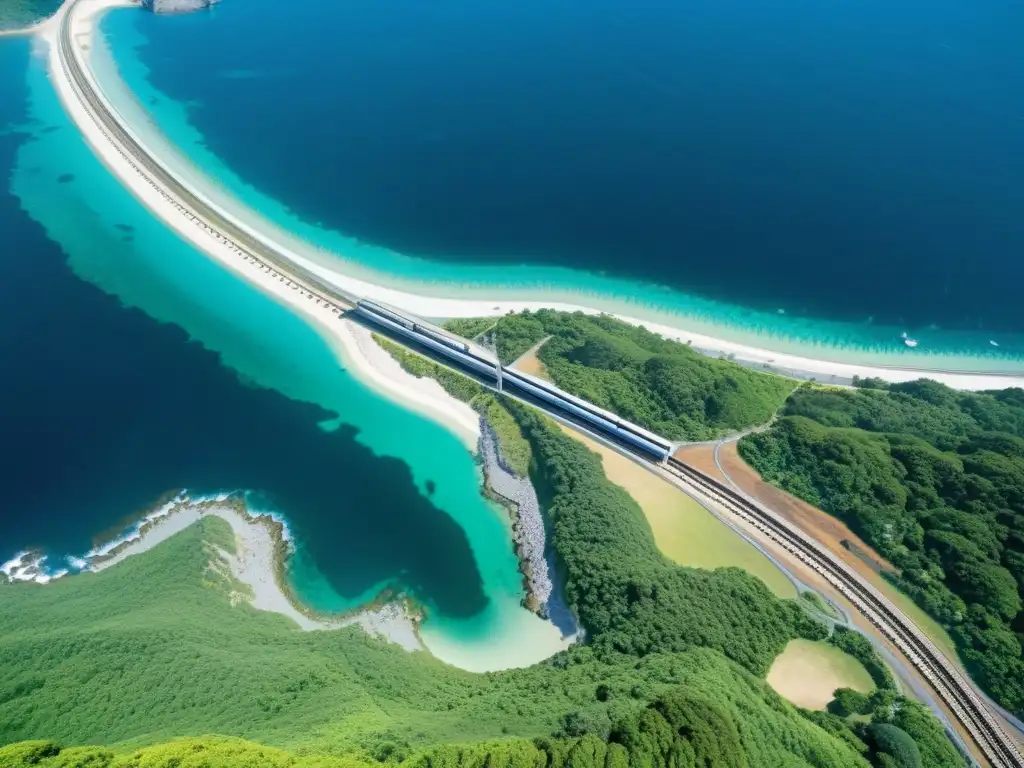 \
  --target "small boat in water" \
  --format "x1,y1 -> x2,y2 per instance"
990,340 -> 1000,347
900,332 -> 919,349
